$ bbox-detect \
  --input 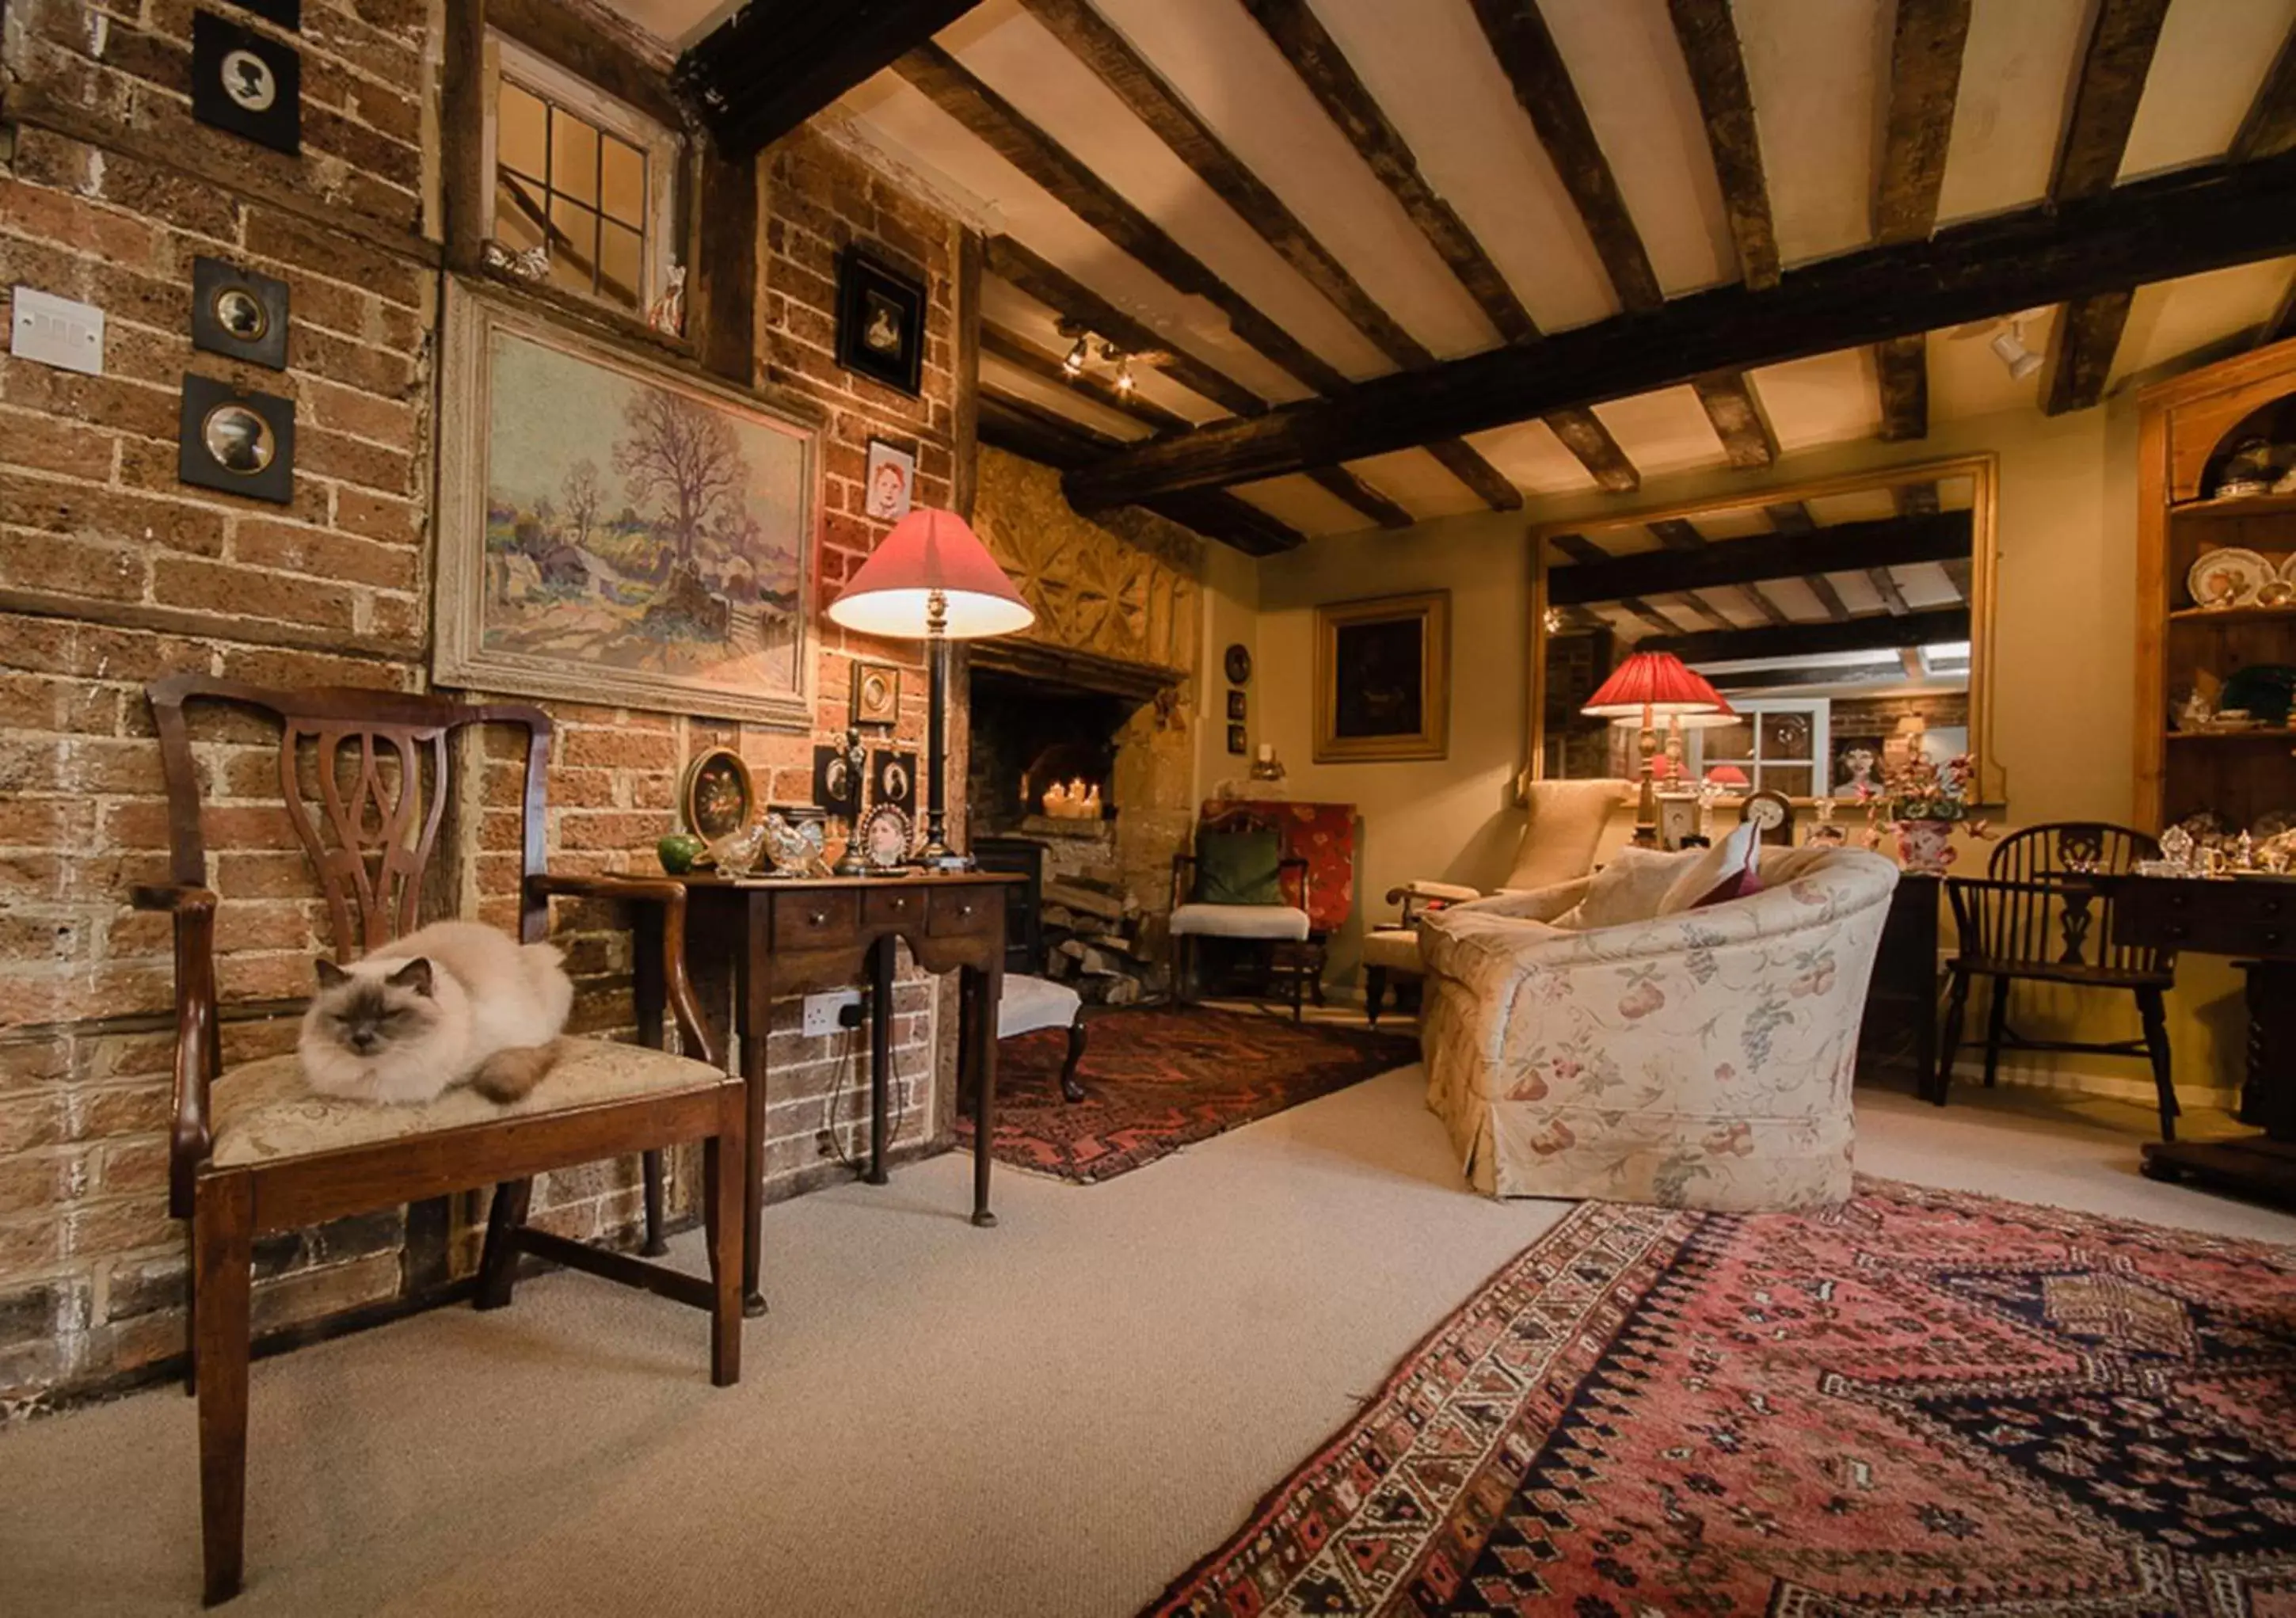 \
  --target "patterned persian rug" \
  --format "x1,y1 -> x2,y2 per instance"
961,1006 -> 1418,1183
1147,1181 -> 2296,1616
